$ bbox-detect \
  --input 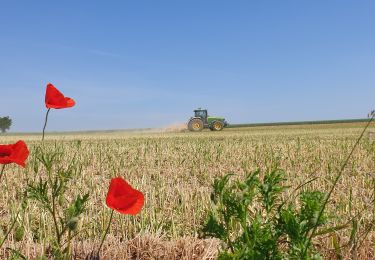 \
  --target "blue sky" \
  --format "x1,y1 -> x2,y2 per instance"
0,1 -> 374,132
